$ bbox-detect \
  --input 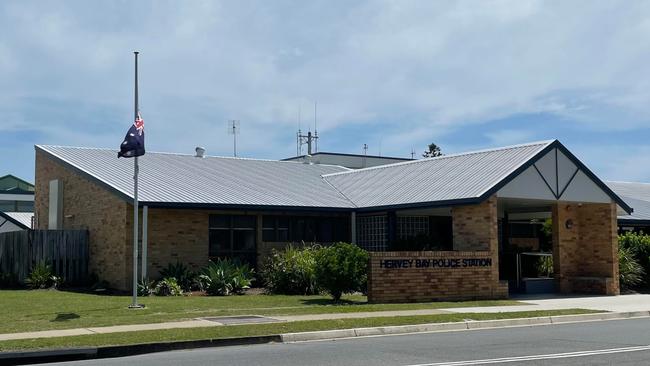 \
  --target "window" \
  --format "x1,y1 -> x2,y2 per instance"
209,215 -> 257,268
0,200 -> 16,212
16,201 -> 33,212
397,216 -> 429,239
357,215 -> 387,251
261,215 -> 349,243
